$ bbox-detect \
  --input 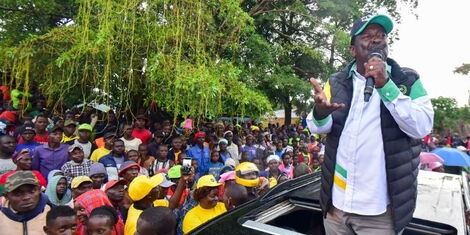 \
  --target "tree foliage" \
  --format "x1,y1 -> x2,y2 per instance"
431,96 -> 462,133
0,0 -> 272,121
0,0 -> 418,123
454,63 -> 470,76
